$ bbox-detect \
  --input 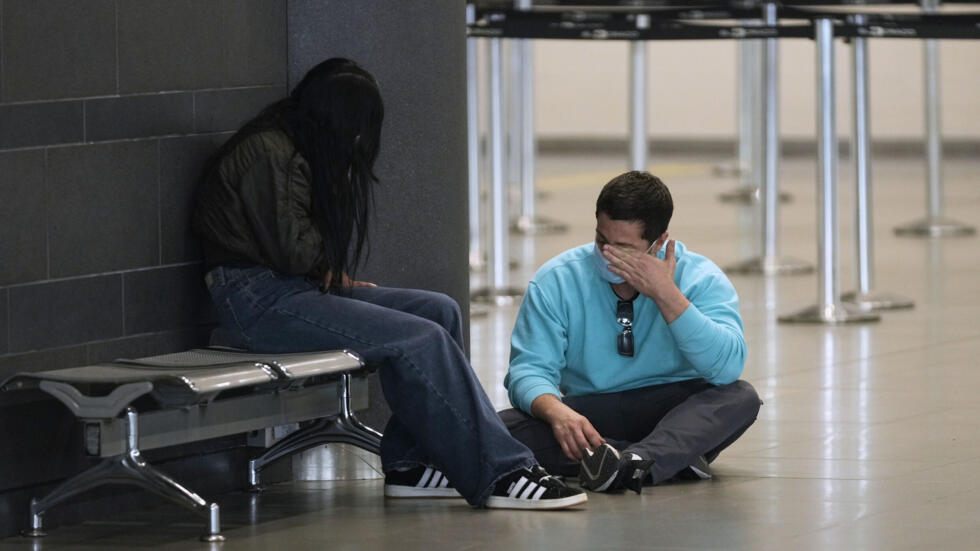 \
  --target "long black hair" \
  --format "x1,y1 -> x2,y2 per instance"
201,58 -> 384,292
